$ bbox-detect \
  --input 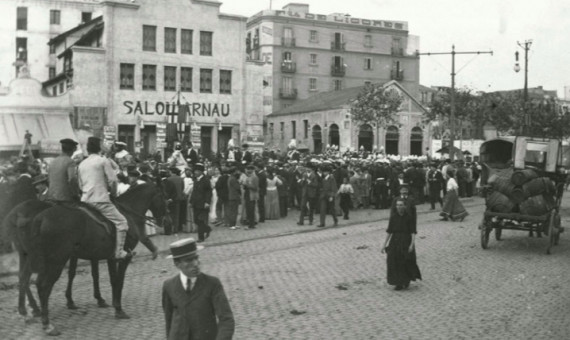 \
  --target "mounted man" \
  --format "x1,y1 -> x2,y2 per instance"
78,137 -> 129,260
47,138 -> 80,204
